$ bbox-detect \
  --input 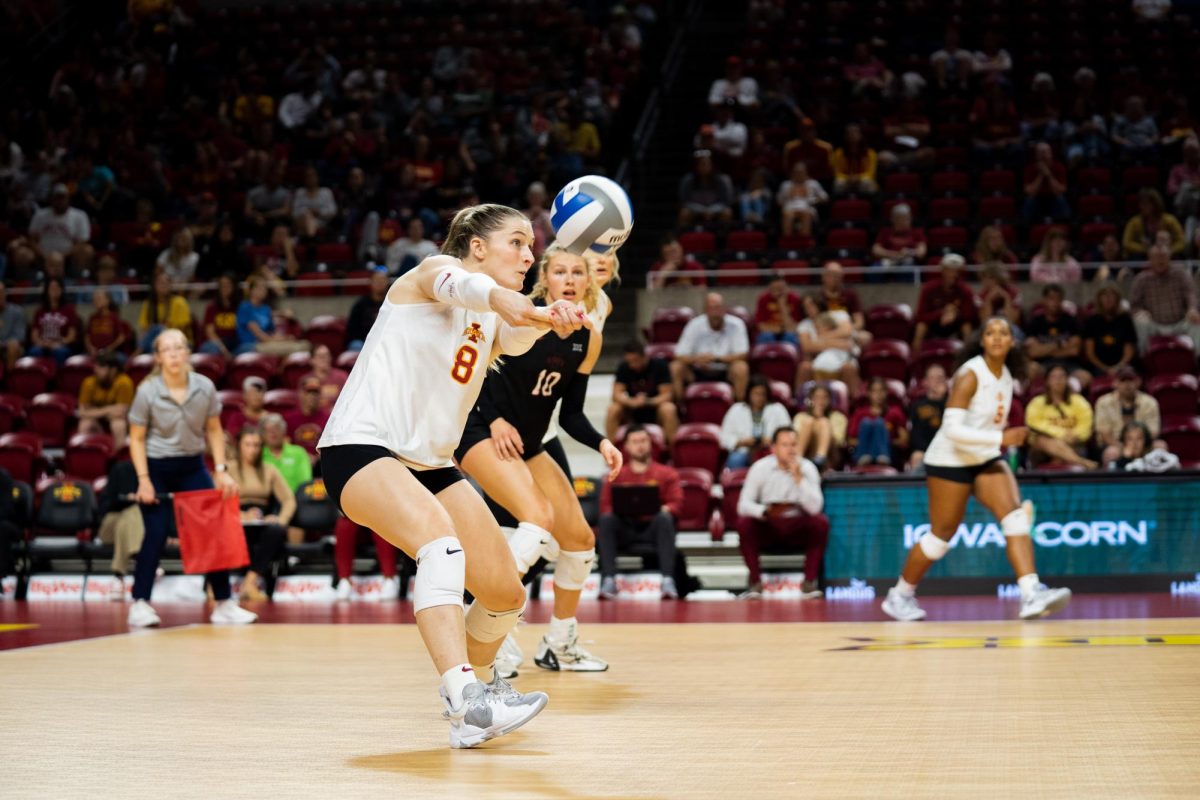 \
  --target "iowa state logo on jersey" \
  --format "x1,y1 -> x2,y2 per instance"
461,323 -> 486,344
